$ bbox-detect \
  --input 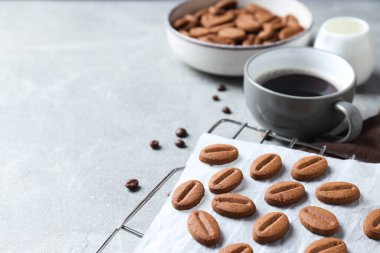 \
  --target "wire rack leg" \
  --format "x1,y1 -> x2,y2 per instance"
97,229 -> 120,253
97,166 -> 184,253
